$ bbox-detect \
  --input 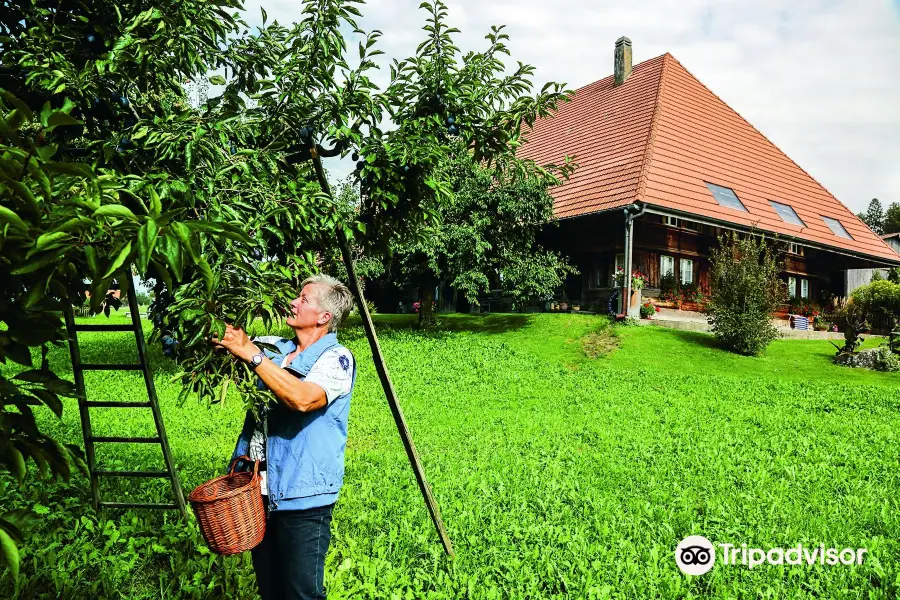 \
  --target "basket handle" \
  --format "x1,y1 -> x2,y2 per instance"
228,455 -> 260,478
